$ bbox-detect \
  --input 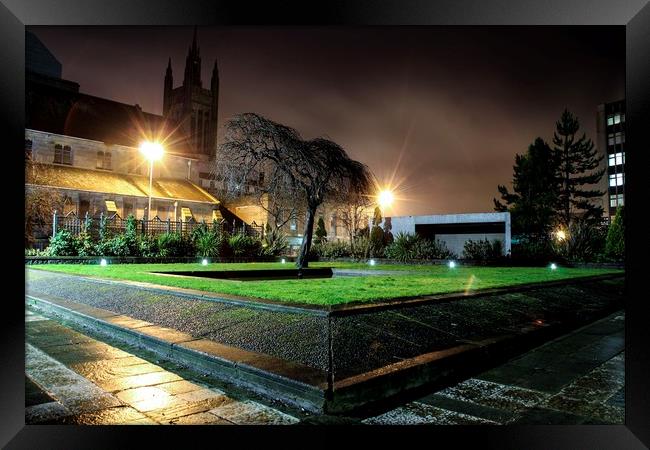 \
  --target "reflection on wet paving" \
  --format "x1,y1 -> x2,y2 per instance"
363,313 -> 625,425
25,310 -> 300,425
